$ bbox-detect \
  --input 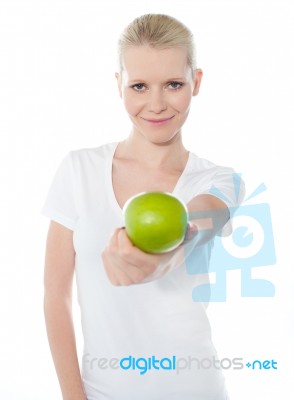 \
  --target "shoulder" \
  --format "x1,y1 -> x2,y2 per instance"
187,152 -> 235,178
61,142 -> 118,173
178,151 -> 245,205
69,141 -> 118,162
54,142 -> 118,180
189,152 -> 245,206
